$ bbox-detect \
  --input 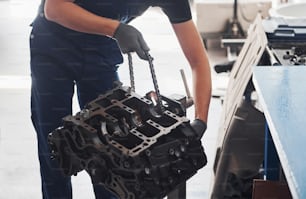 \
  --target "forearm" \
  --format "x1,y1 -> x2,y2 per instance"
172,20 -> 212,122
190,47 -> 212,122
44,0 -> 119,37
192,61 -> 211,122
